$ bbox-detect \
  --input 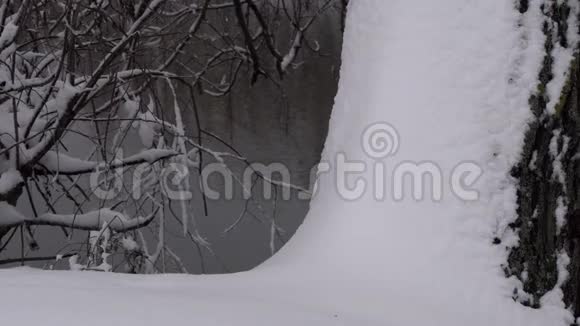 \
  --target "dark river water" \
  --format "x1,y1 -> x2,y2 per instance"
5,14 -> 342,274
